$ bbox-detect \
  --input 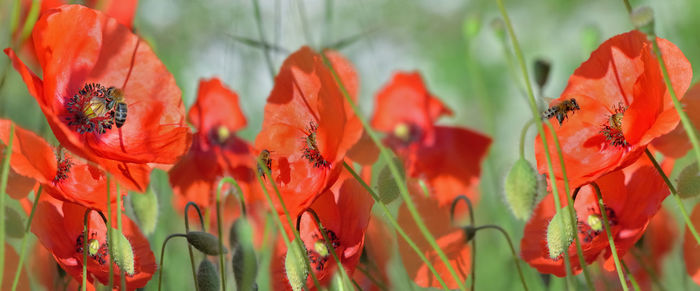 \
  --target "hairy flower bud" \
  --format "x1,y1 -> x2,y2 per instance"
110,227 -> 135,275
187,231 -> 227,255
130,187 -> 158,235
677,163 -> 700,199
285,239 -> 309,291
504,158 -> 539,220
197,259 -> 220,291
546,206 -> 577,260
